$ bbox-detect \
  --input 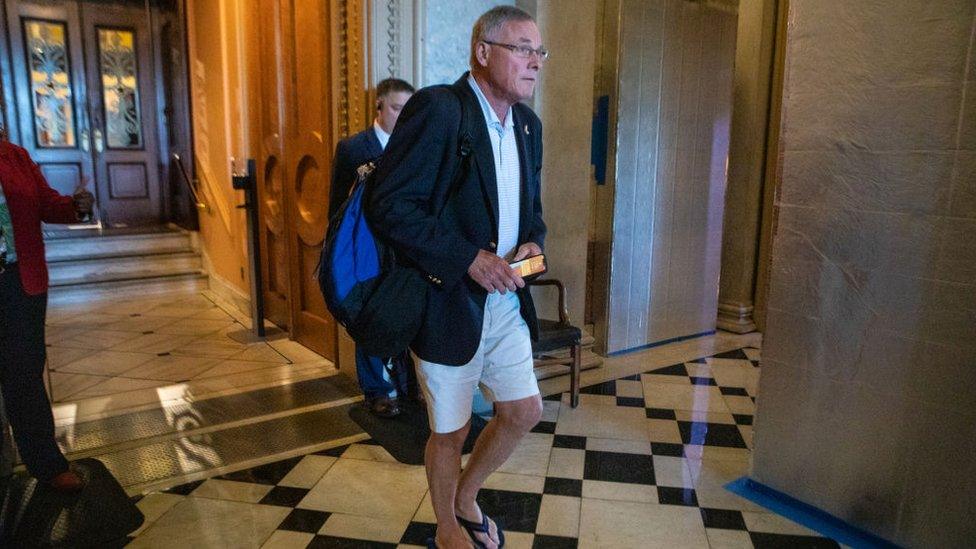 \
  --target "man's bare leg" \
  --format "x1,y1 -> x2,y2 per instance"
454,394 -> 543,545
428,421 -> 477,548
